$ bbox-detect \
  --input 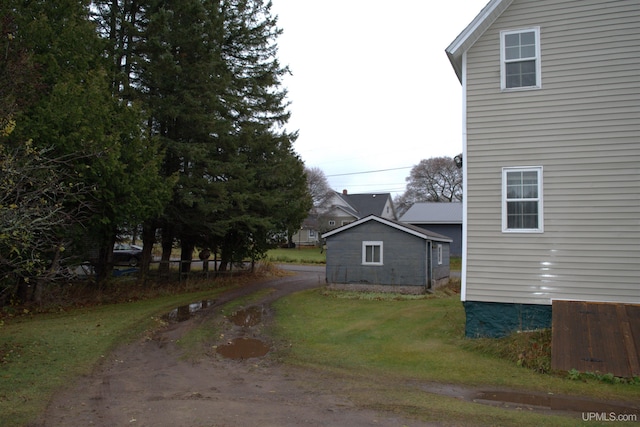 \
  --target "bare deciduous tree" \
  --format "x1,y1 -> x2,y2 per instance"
0,142 -> 90,303
394,157 -> 462,216
304,166 -> 333,214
